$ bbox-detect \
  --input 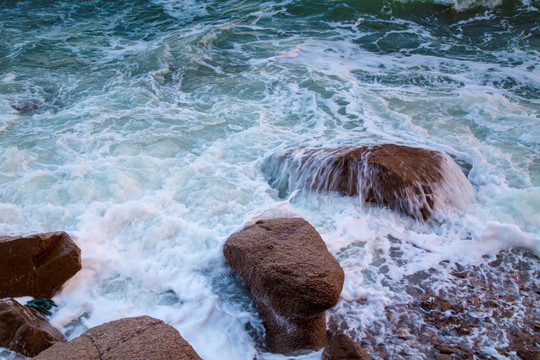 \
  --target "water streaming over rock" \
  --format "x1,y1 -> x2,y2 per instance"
263,144 -> 475,219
